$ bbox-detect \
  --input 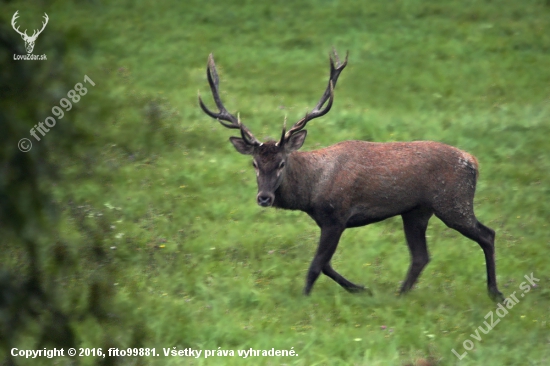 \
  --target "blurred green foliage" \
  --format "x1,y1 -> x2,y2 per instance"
1,0 -> 549,365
